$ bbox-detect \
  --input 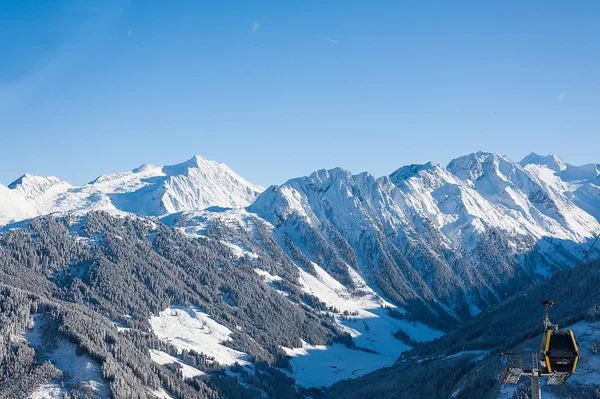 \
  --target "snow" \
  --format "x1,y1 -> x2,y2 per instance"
443,350 -> 488,361
149,349 -> 206,379
224,242 -> 259,259
0,175 -> 72,226
520,152 -> 567,172
170,207 -> 263,234
47,342 -> 107,394
151,388 -> 175,399
149,306 -> 250,366
25,315 -> 109,398
300,262 -> 445,347
111,319 -> 131,332
1,151 -> 598,393
254,268 -> 282,283
522,159 -> 600,224
28,382 -> 67,399
51,156 -> 263,218
283,341 -> 398,388
0,183 -> 37,226
9,174 -> 73,210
